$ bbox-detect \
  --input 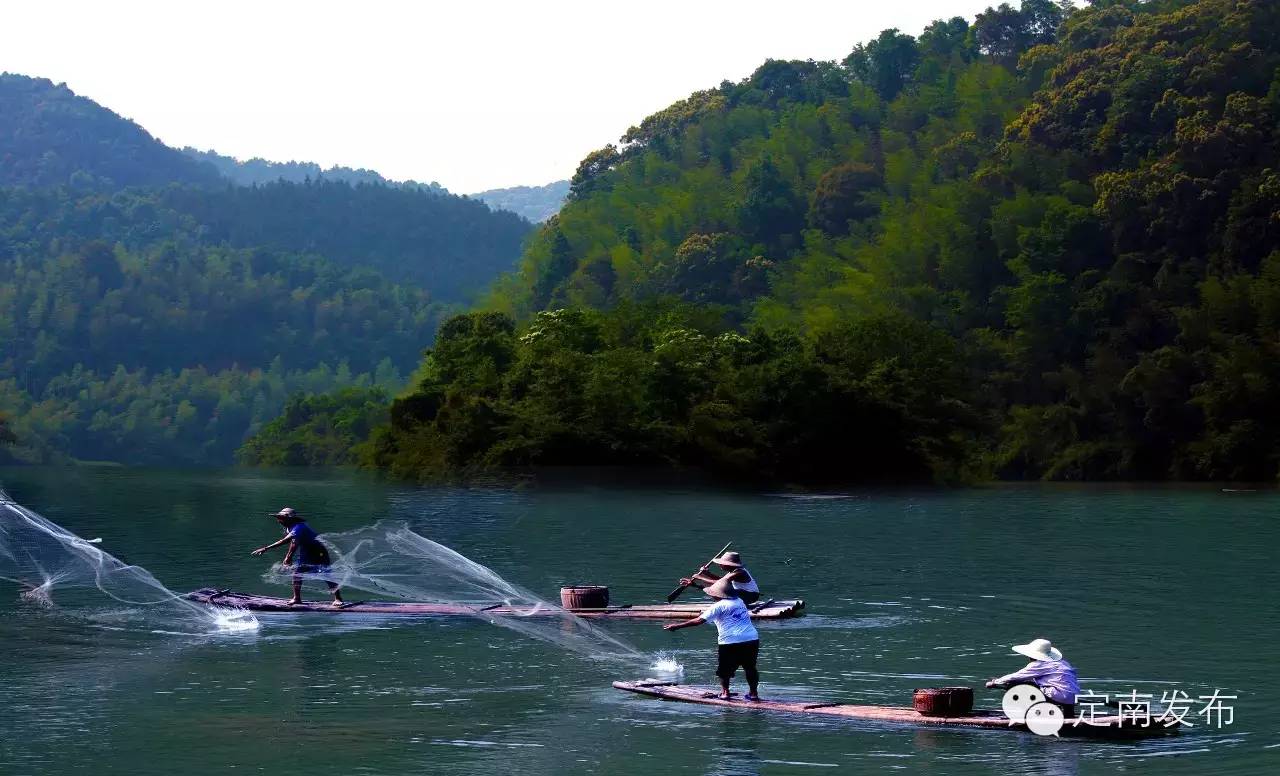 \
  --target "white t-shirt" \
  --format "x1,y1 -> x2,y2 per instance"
701,598 -> 759,645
